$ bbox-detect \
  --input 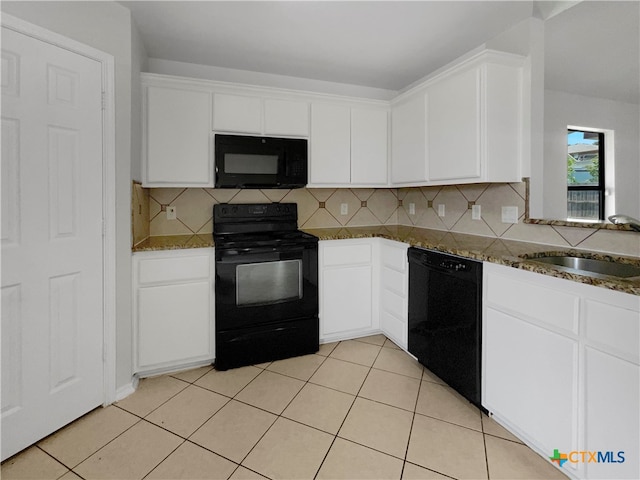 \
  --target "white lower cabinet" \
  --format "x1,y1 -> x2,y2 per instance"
378,239 -> 409,349
483,262 -> 640,480
133,248 -> 215,375
319,239 -> 377,342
